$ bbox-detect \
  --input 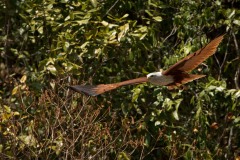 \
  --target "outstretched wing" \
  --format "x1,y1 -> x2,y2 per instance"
69,77 -> 147,96
163,35 -> 224,75
167,73 -> 206,89
69,84 -> 119,96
